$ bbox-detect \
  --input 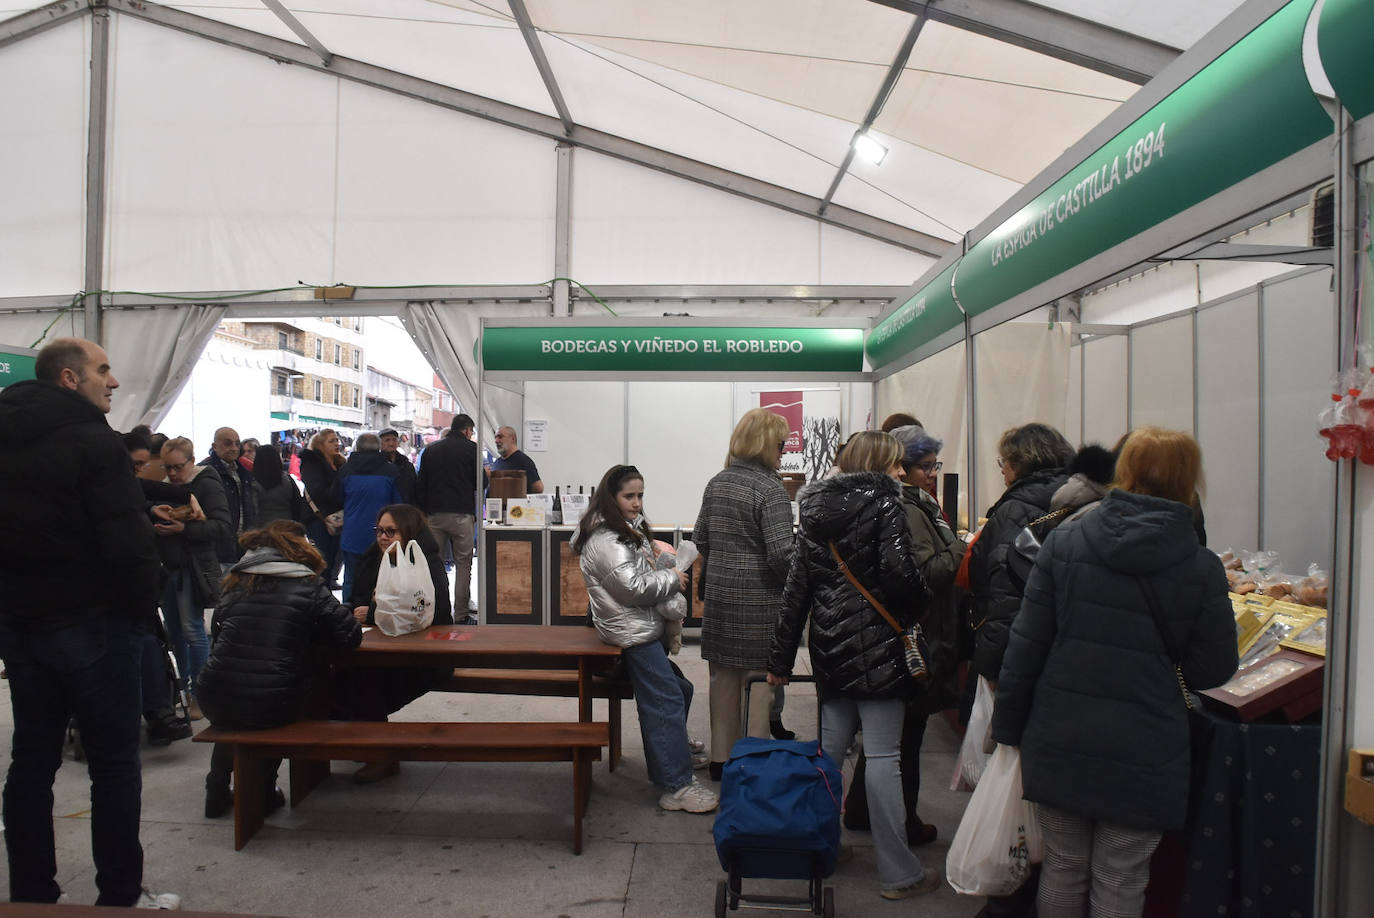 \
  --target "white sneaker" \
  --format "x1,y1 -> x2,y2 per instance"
659,778 -> 719,814
688,737 -> 706,754
691,751 -> 710,770
135,889 -> 182,910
